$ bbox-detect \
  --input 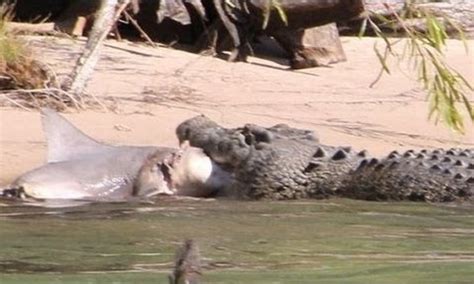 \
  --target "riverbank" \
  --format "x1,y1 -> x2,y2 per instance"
0,36 -> 472,185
